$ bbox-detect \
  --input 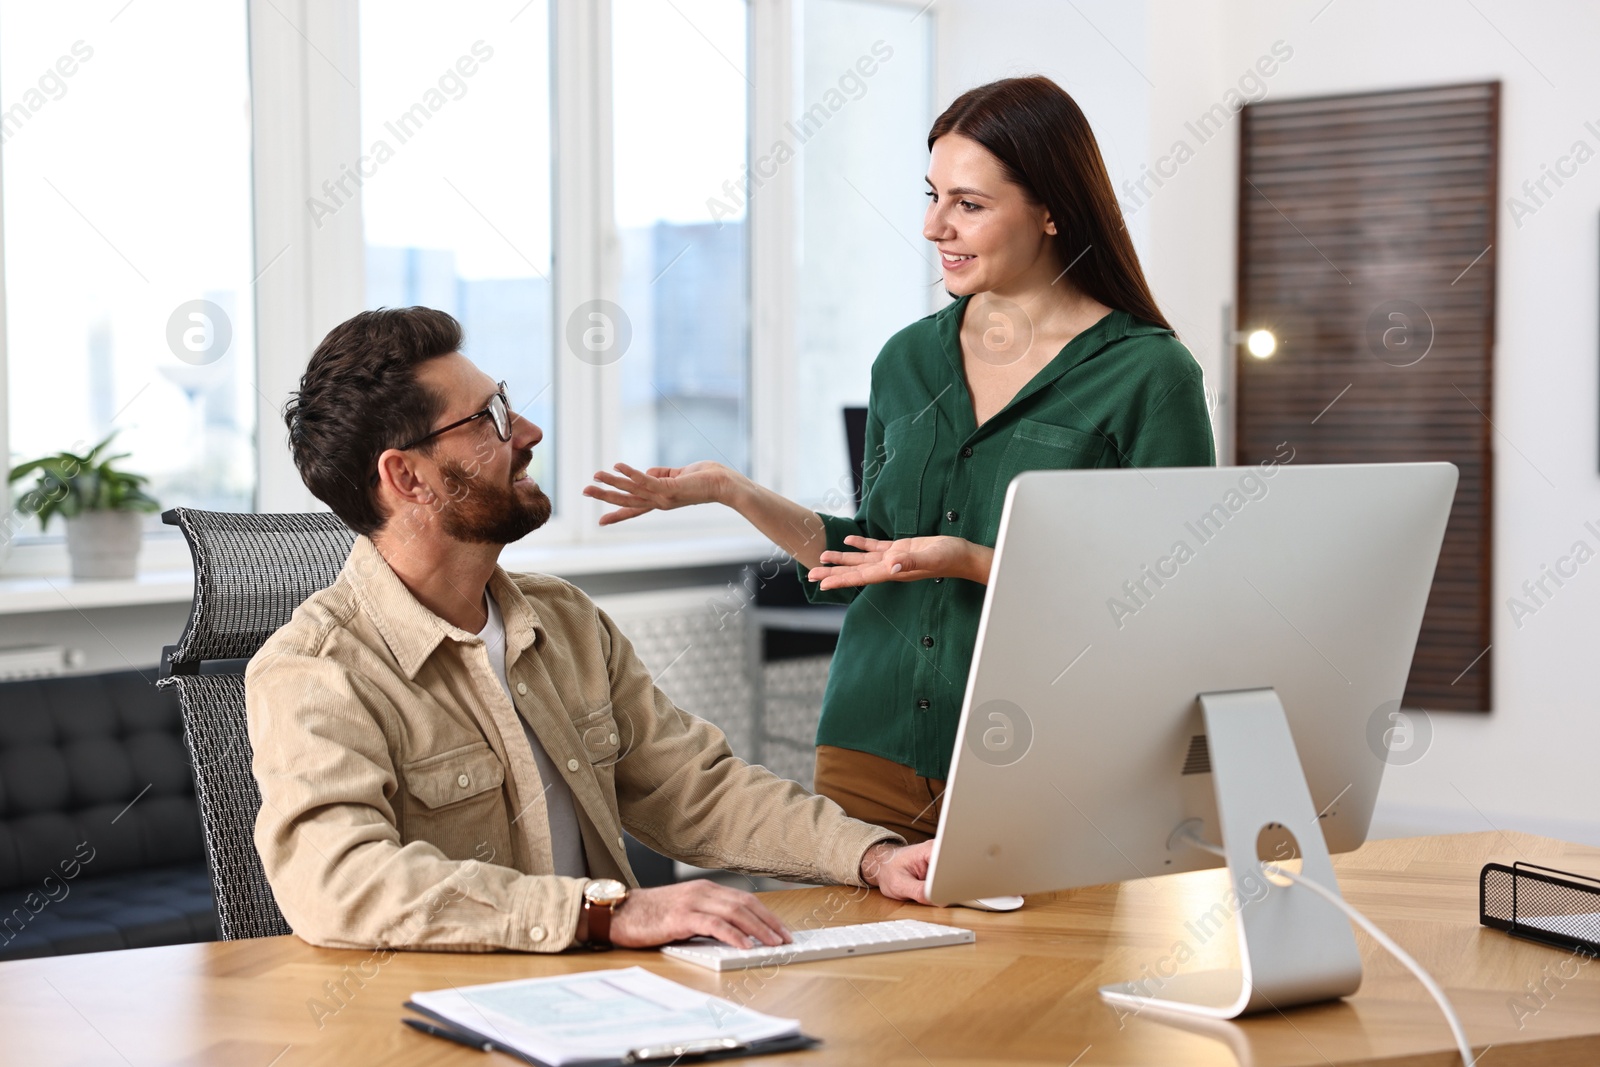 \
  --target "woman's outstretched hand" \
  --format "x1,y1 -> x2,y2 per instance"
583,461 -> 735,525
807,535 -> 994,590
